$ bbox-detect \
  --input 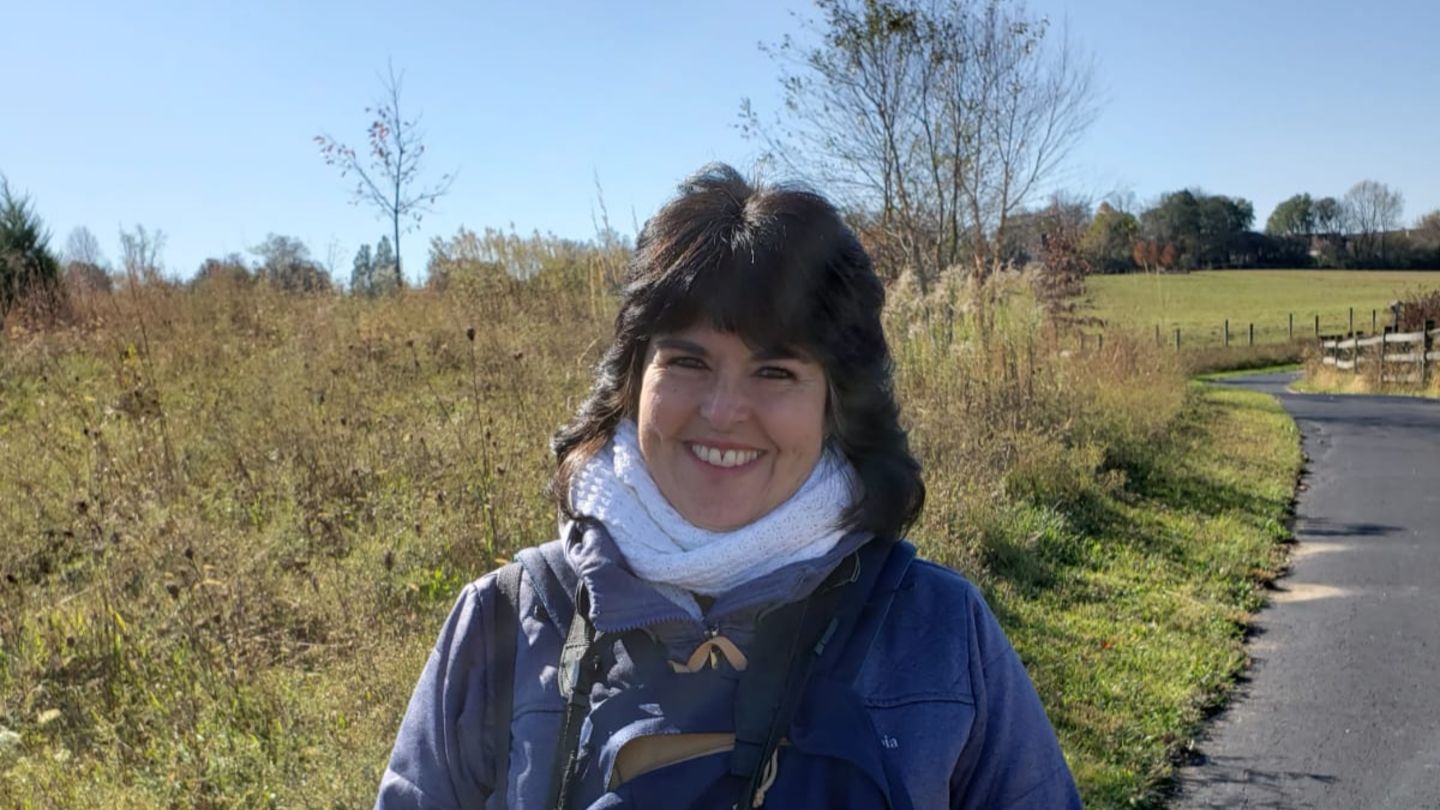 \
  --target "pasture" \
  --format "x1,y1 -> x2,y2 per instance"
1083,269 -> 1440,347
